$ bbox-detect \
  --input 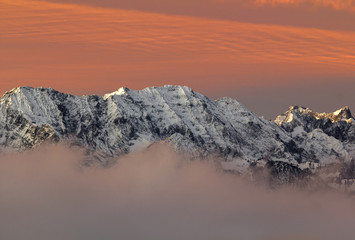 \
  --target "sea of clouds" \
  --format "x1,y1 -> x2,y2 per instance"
0,143 -> 354,240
